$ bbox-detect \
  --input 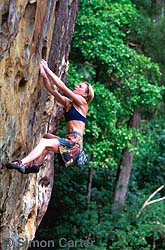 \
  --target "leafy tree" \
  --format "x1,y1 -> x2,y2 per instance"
69,0 -> 163,209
